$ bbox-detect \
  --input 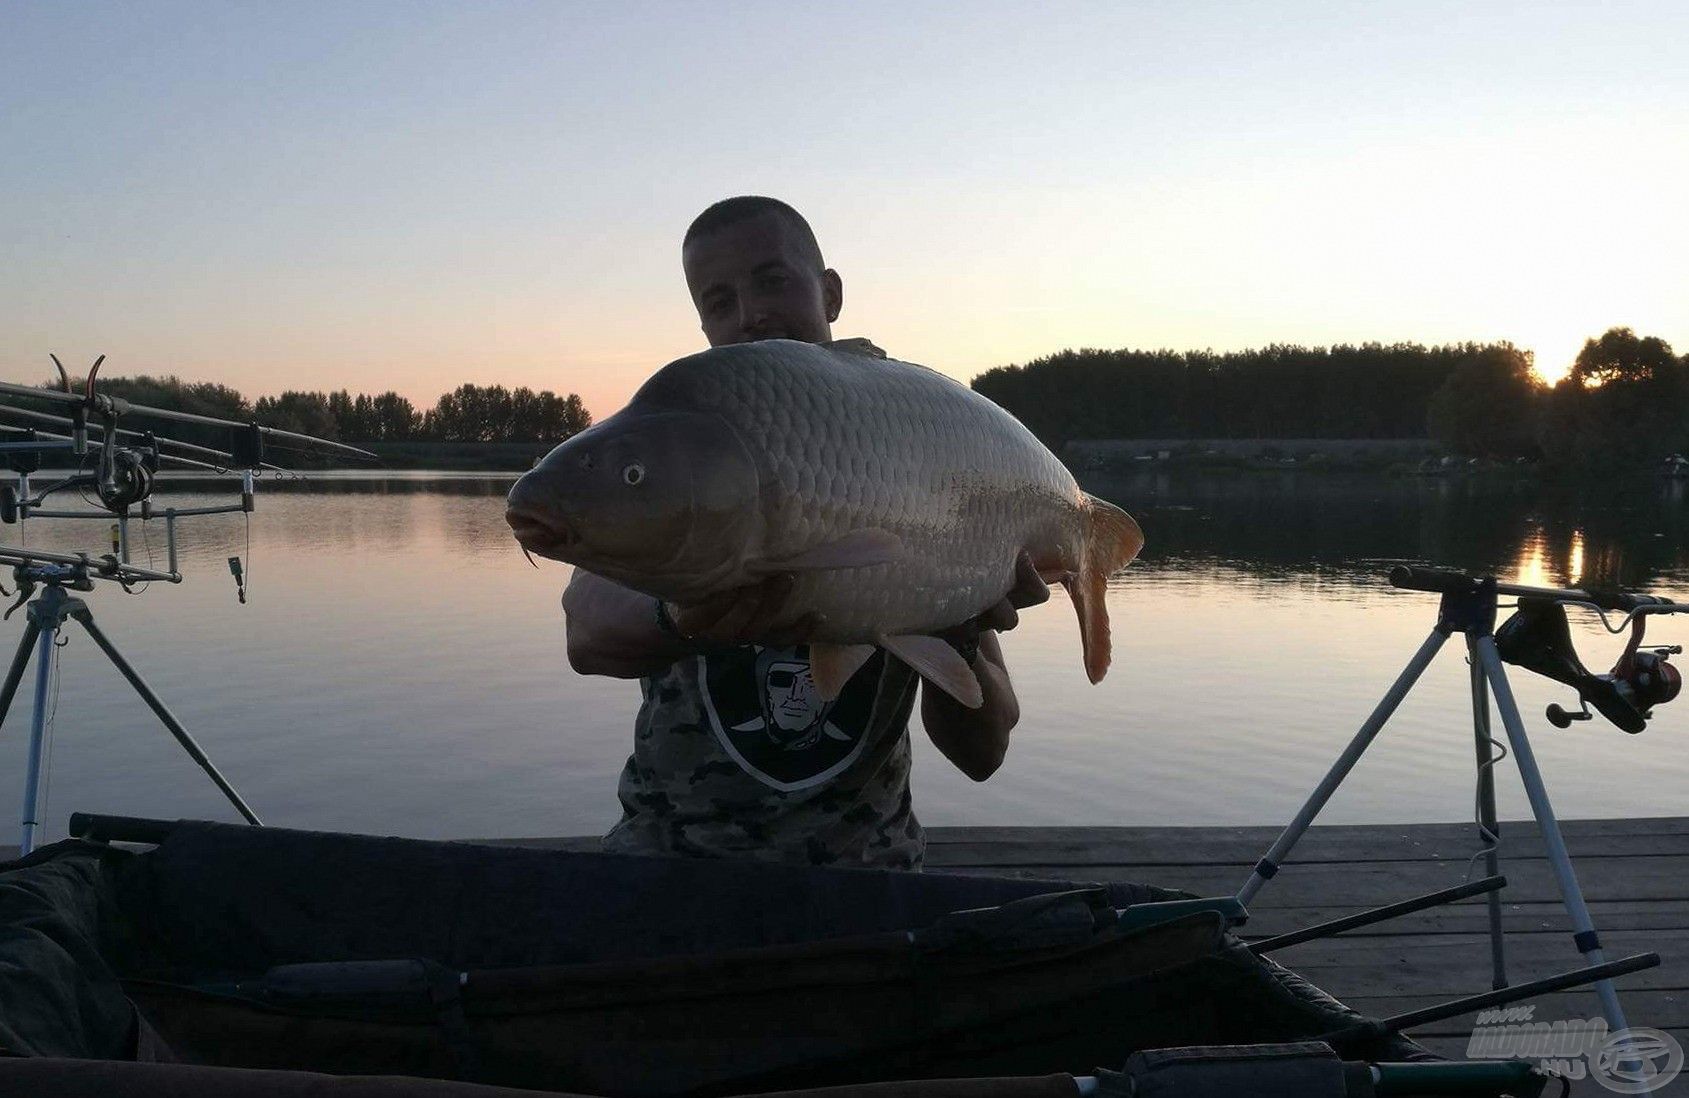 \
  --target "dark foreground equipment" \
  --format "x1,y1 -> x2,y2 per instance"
0,818 -> 1558,1097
